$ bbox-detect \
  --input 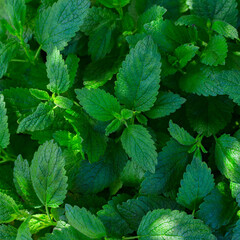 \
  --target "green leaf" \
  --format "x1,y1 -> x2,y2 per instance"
201,35 -> 228,66
17,102 -> 54,133
30,140 -> 68,208
121,109 -> 133,120
230,182 -> 240,207
121,125 -> 157,173
233,219 -> 240,240
0,192 -> 20,223
177,158 -> 214,210
16,218 -> 32,240
105,119 -> 121,136
65,205 -> 106,239
197,182 -> 237,229
212,20 -> 239,39
115,36 -> 161,112
0,40 -> 18,79
97,0 -> 130,8
46,47 -> 70,94
29,89 -> 50,101
168,120 -> 196,146
176,15 -> 207,29
5,0 -> 26,32
75,88 -> 121,121
35,0 -> 90,52
42,221 -> 91,240
65,54 -> 80,88
0,94 -> 10,149
186,95 -> 233,137
13,155 -> 40,207
146,91 -> 186,119
175,44 -> 199,68
215,134 -> 240,183
187,0 -> 238,26
140,139 -> 191,194
0,225 -> 17,240
28,214 -> 53,234
138,209 -> 216,240
54,96 -> 73,110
